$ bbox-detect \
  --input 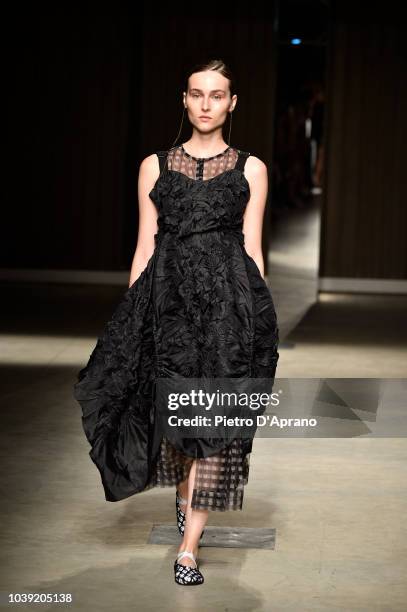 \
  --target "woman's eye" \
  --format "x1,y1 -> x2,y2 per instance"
190,94 -> 222,99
